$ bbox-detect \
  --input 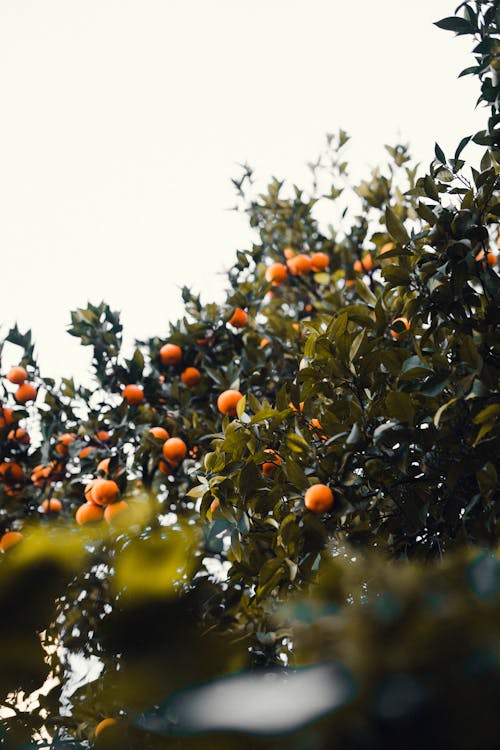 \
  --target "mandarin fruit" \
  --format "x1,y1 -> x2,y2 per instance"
304,484 -> 334,513
217,389 -> 243,417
